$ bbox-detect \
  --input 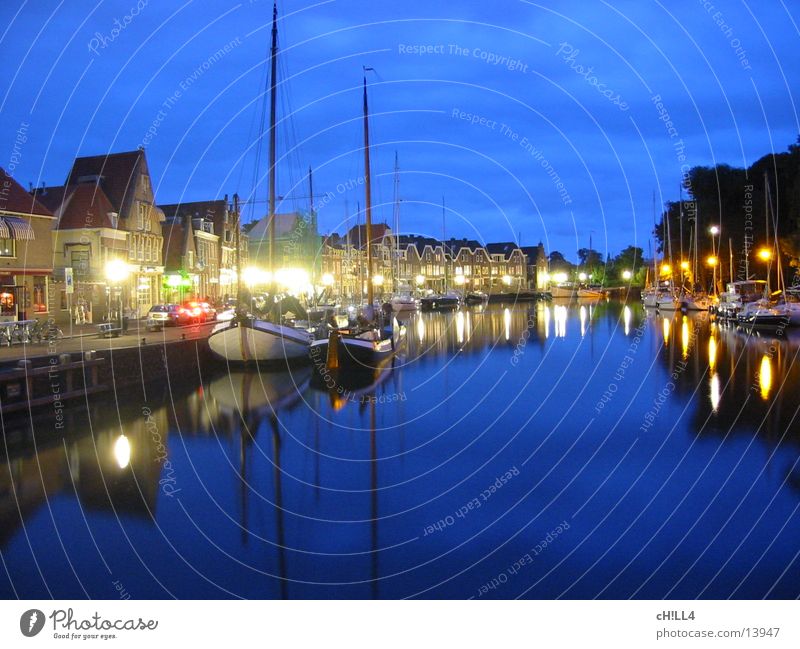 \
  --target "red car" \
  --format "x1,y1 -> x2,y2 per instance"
181,301 -> 216,323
